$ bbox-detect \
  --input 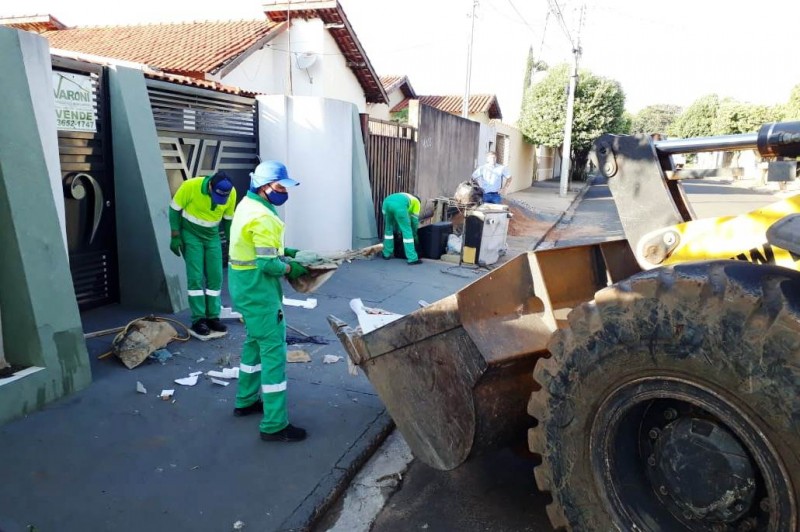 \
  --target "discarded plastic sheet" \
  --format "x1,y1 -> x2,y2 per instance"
207,367 -> 239,379
159,389 -> 174,400
211,378 -> 230,387
349,299 -> 403,334
175,371 -> 203,386
287,350 -> 312,363
323,355 -> 342,364
282,297 -> 318,309
136,381 -> 147,394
